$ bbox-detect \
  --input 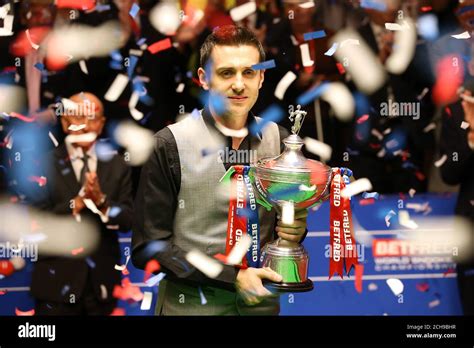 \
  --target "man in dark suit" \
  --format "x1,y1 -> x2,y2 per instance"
29,92 -> 133,315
